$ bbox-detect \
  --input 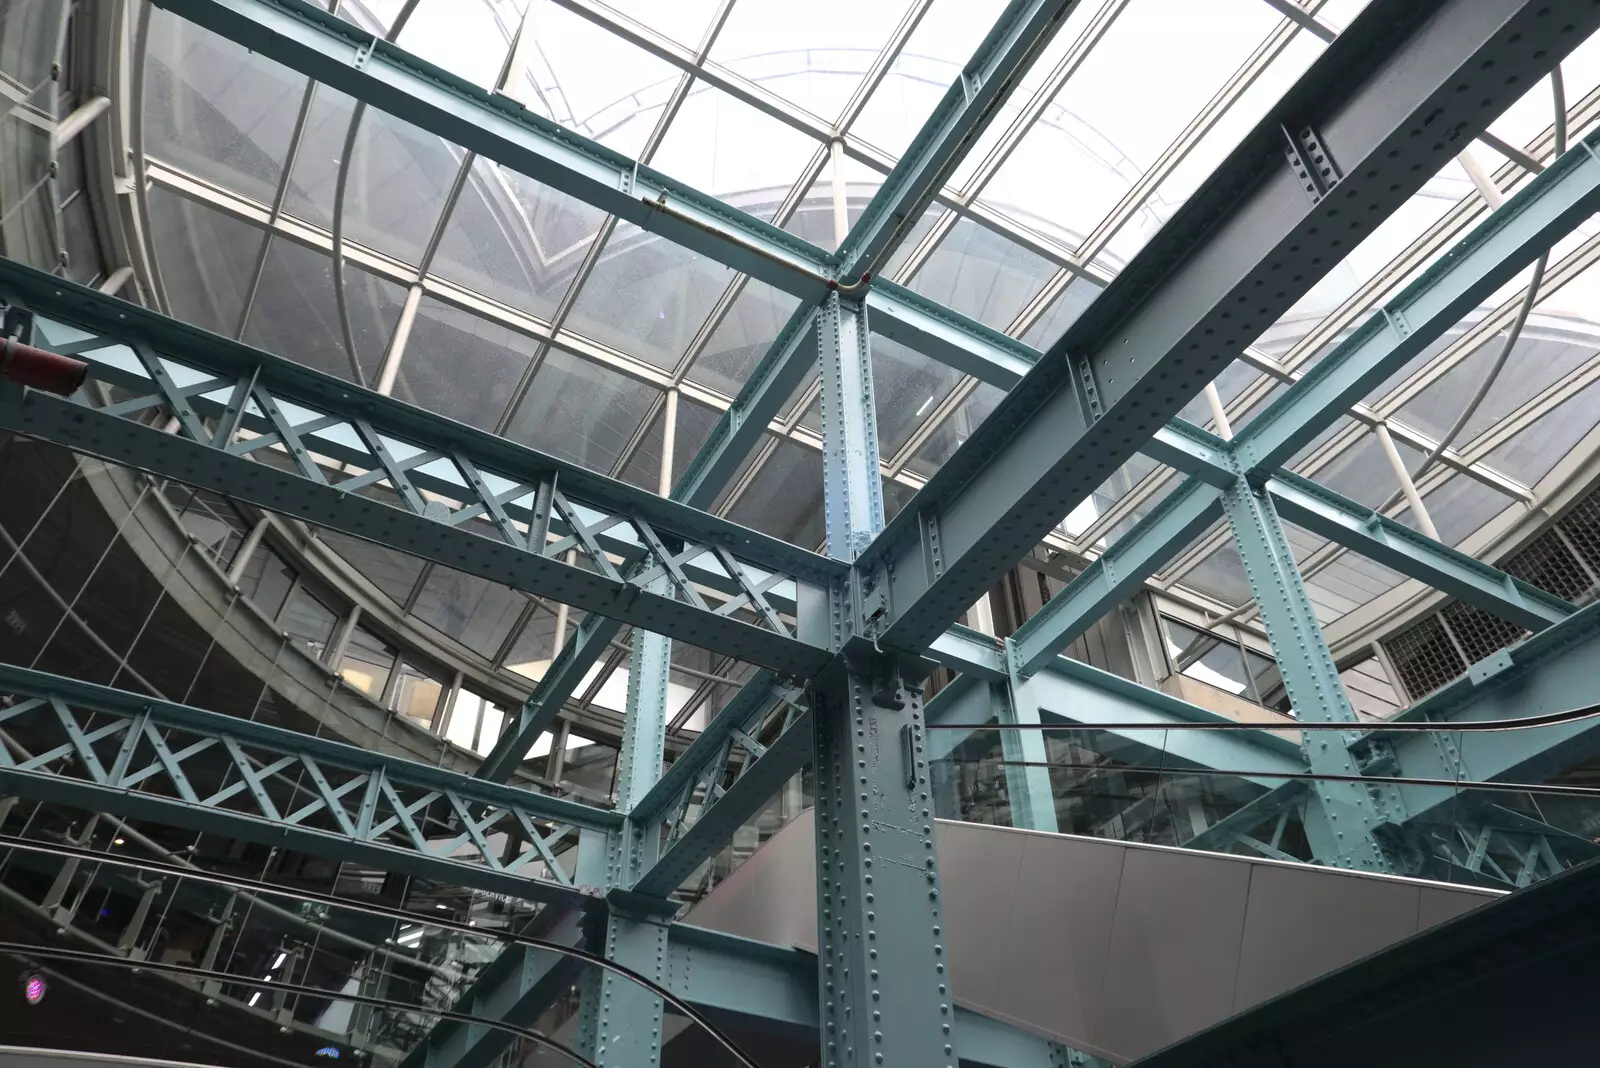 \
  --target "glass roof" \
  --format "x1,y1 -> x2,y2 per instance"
128,0 -> 1600,702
